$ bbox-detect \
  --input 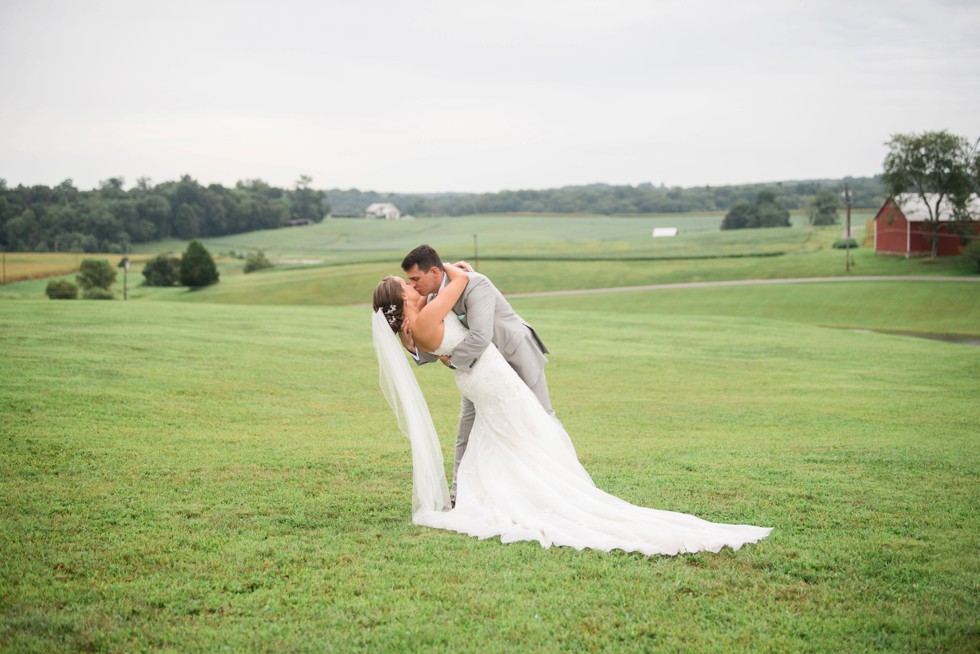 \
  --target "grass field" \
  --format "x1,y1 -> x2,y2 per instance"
518,280 -> 980,338
5,215 -> 976,308
128,213 -> 773,265
1,288 -> 978,651
124,212 -> 853,266
2,214 -> 978,650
